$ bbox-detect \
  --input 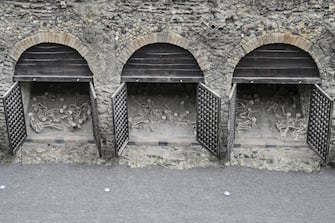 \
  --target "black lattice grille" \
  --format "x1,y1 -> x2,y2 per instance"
3,82 -> 26,153
112,83 -> 129,156
89,82 -> 102,157
307,84 -> 333,163
196,83 -> 221,157
227,84 -> 237,160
